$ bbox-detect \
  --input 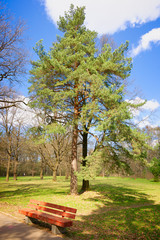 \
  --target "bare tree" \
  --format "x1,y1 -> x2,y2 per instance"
96,34 -> 116,55
0,1 -> 27,83
0,86 -> 27,110
0,103 -> 17,181
0,97 -> 27,181
37,131 -> 72,181
12,120 -> 25,180
0,1 -> 27,109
